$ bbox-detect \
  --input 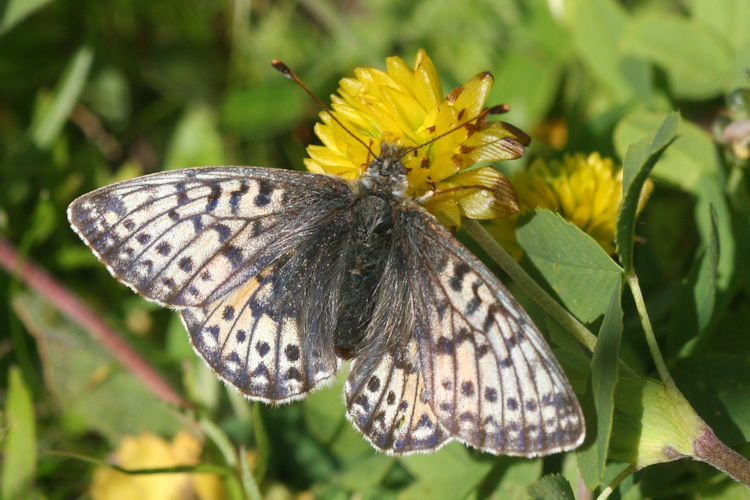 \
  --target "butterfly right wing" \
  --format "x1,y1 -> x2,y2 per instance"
405,209 -> 585,456
181,261 -> 339,403
67,167 -> 351,308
